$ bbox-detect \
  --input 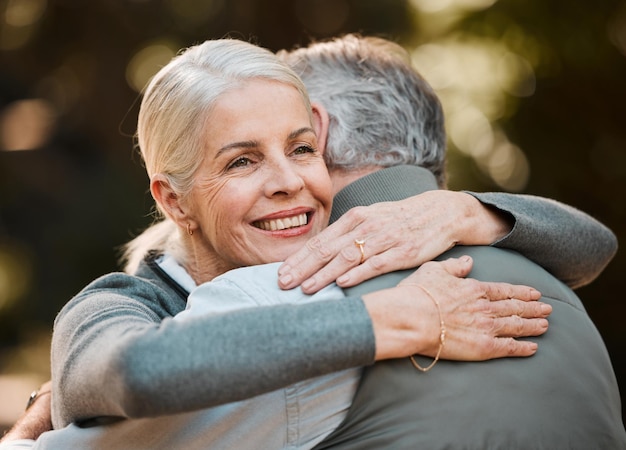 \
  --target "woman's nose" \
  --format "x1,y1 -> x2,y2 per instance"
263,158 -> 305,197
